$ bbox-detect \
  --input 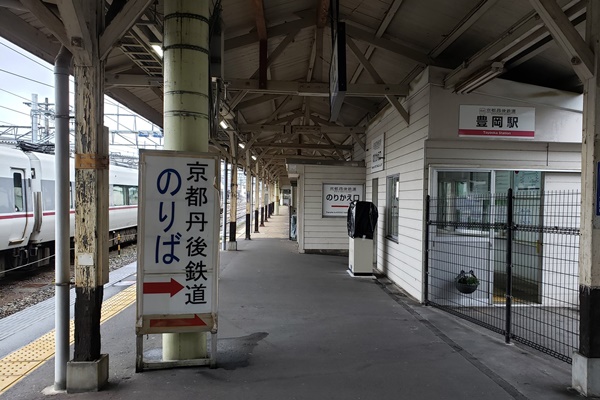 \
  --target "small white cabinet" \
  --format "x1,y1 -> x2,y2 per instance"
348,237 -> 373,276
